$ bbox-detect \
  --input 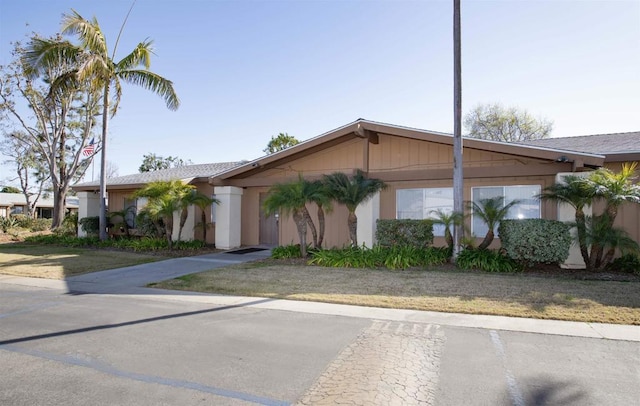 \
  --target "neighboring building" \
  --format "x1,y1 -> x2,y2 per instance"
72,162 -> 243,242
0,193 -> 79,218
71,121 -> 640,268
